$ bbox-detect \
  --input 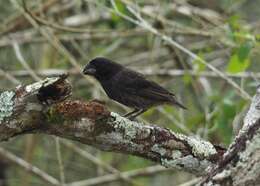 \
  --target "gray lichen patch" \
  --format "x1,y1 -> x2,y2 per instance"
97,131 -> 145,153
177,133 -> 217,159
241,132 -> 260,161
151,144 -> 168,156
161,155 -> 211,174
151,143 -> 183,160
110,112 -> 151,140
243,88 -> 260,129
0,91 -> 15,124
164,139 -> 186,150
213,170 -> 231,182
171,150 -> 182,159
232,132 -> 260,185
